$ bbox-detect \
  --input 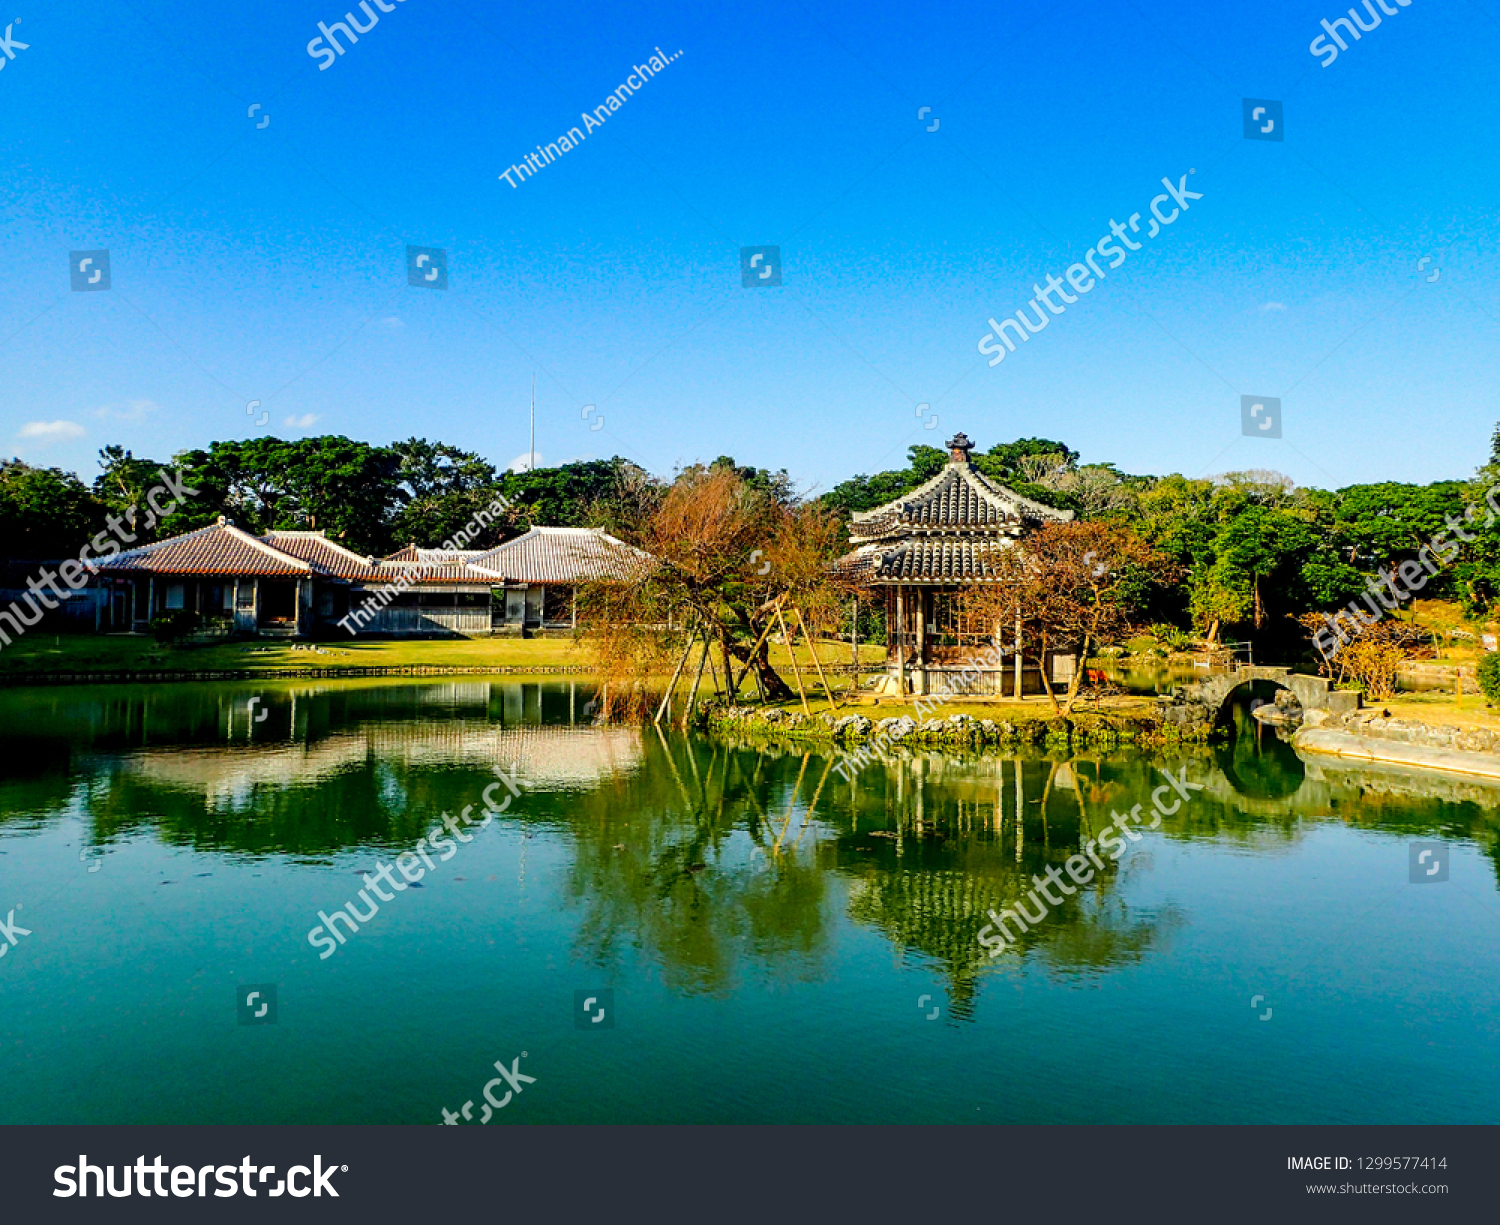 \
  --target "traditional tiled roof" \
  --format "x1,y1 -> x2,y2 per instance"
837,436 -> 1072,585
835,538 -> 1015,583
849,459 -> 1071,541
382,544 -> 487,564
467,527 -> 651,584
263,531 -> 377,580
99,520 -> 314,577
